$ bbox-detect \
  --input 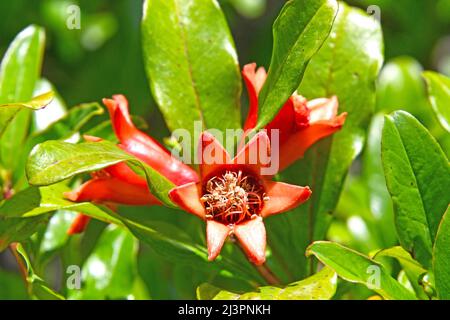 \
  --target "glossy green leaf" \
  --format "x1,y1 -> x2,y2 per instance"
373,246 -> 428,299
68,225 -> 138,299
26,140 -> 175,206
197,266 -> 337,300
266,3 -> 383,279
13,102 -> 104,187
142,0 -> 241,145
0,92 -> 53,179
255,0 -> 338,128
0,183 -> 123,227
307,241 -> 417,300
0,25 -> 45,173
433,206 -> 450,299
0,91 -> 53,112
382,111 -> 450,267
0,25 -> 45,131
423,71 -> 450,133
12,243 -> 64,300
